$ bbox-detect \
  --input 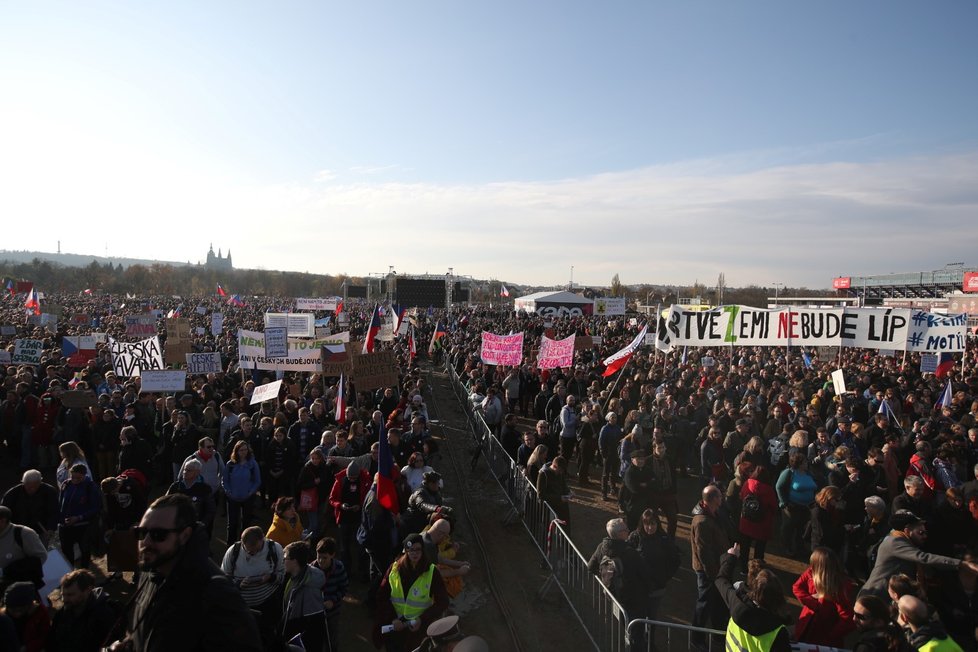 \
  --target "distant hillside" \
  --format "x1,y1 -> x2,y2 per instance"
0,250 -> 193,270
